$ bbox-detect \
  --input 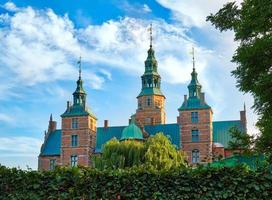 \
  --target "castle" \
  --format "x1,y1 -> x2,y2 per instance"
38,30 -> 246,170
